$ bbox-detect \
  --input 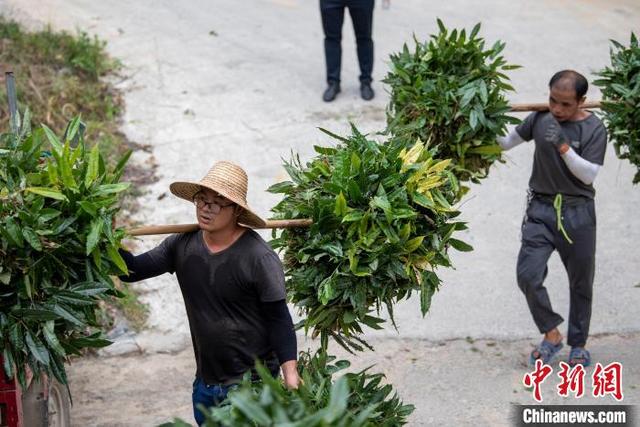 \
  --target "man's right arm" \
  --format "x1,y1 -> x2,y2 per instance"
497,128 -> 526,151
497,113 -> 535,151
118,235 -> 177,282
